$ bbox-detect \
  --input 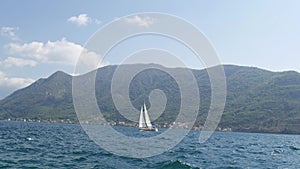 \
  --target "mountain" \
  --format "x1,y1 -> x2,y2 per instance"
0,71 -> 74,121
0,64 -> 300,134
